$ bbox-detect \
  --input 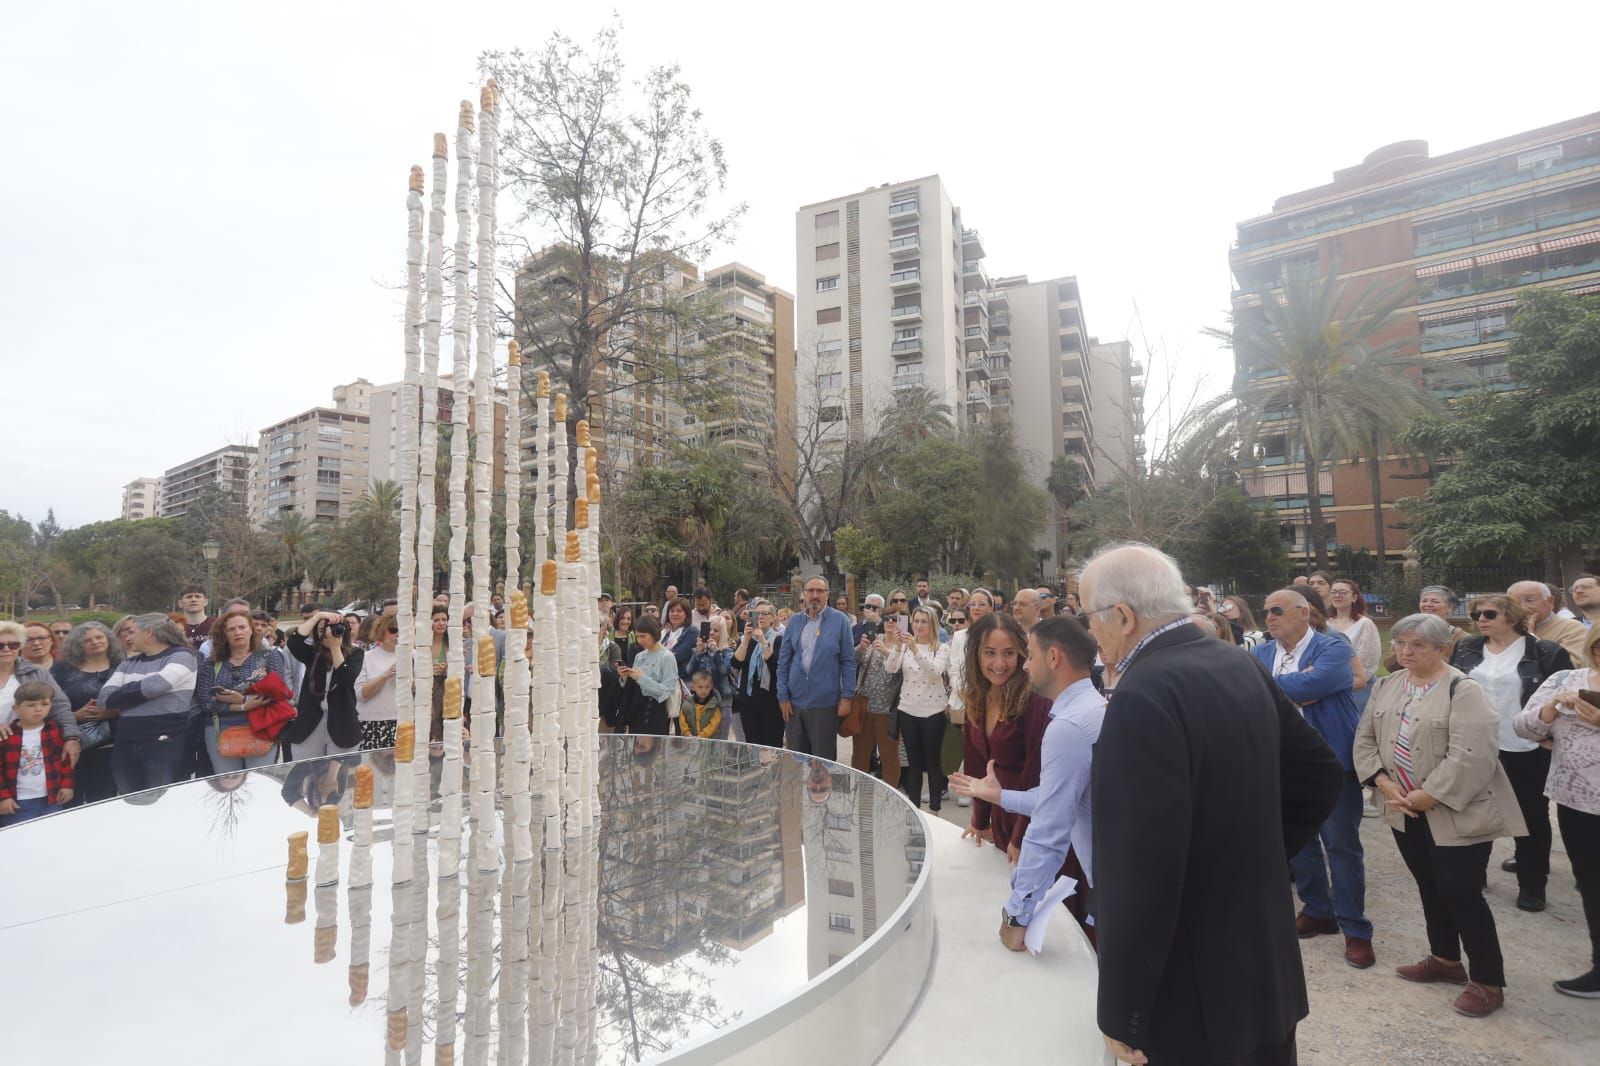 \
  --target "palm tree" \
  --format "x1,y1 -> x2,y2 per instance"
1046,455 -> 1089,565
880,387 -> 954,444
1200,263 -> 1422,570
